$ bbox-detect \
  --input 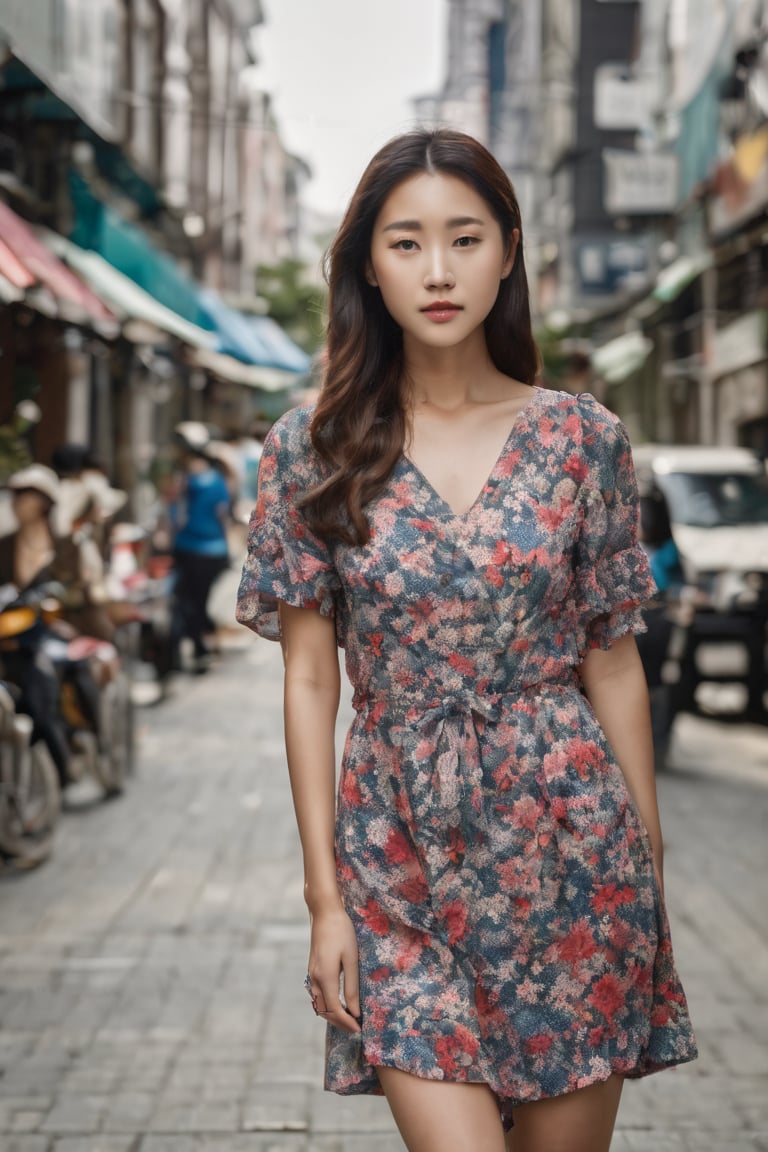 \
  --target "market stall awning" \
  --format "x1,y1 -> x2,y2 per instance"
0,199 -> 116,328
197,289 -> 311,371
592,331 -> 653,384
0,272 -> 25,303
652,251 -> 713,304
247,314 -> 311,373
42,231 -> 217,350
0,233 -> 35,289
69,173 -> 311,370
189,347 -> 306,392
